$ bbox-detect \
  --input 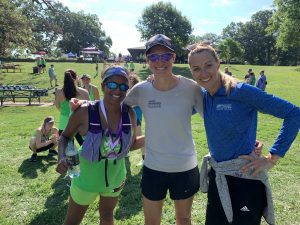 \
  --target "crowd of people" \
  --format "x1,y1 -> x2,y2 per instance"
27,34 -> 300,225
